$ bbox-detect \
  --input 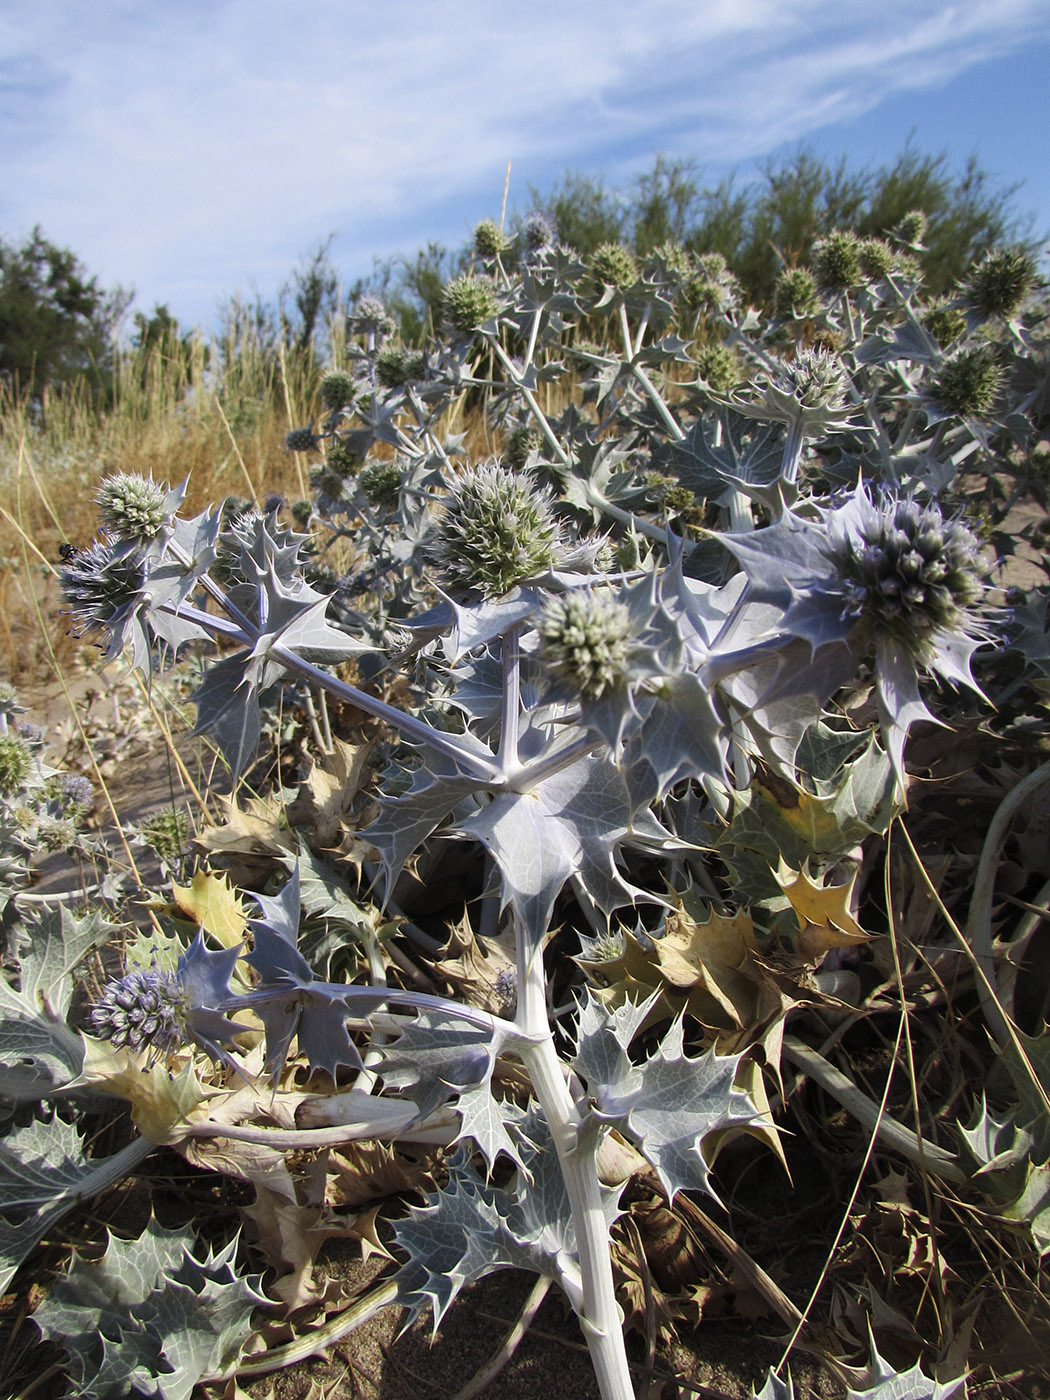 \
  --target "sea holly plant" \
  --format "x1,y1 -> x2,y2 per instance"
11,221 -> 1050,1397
